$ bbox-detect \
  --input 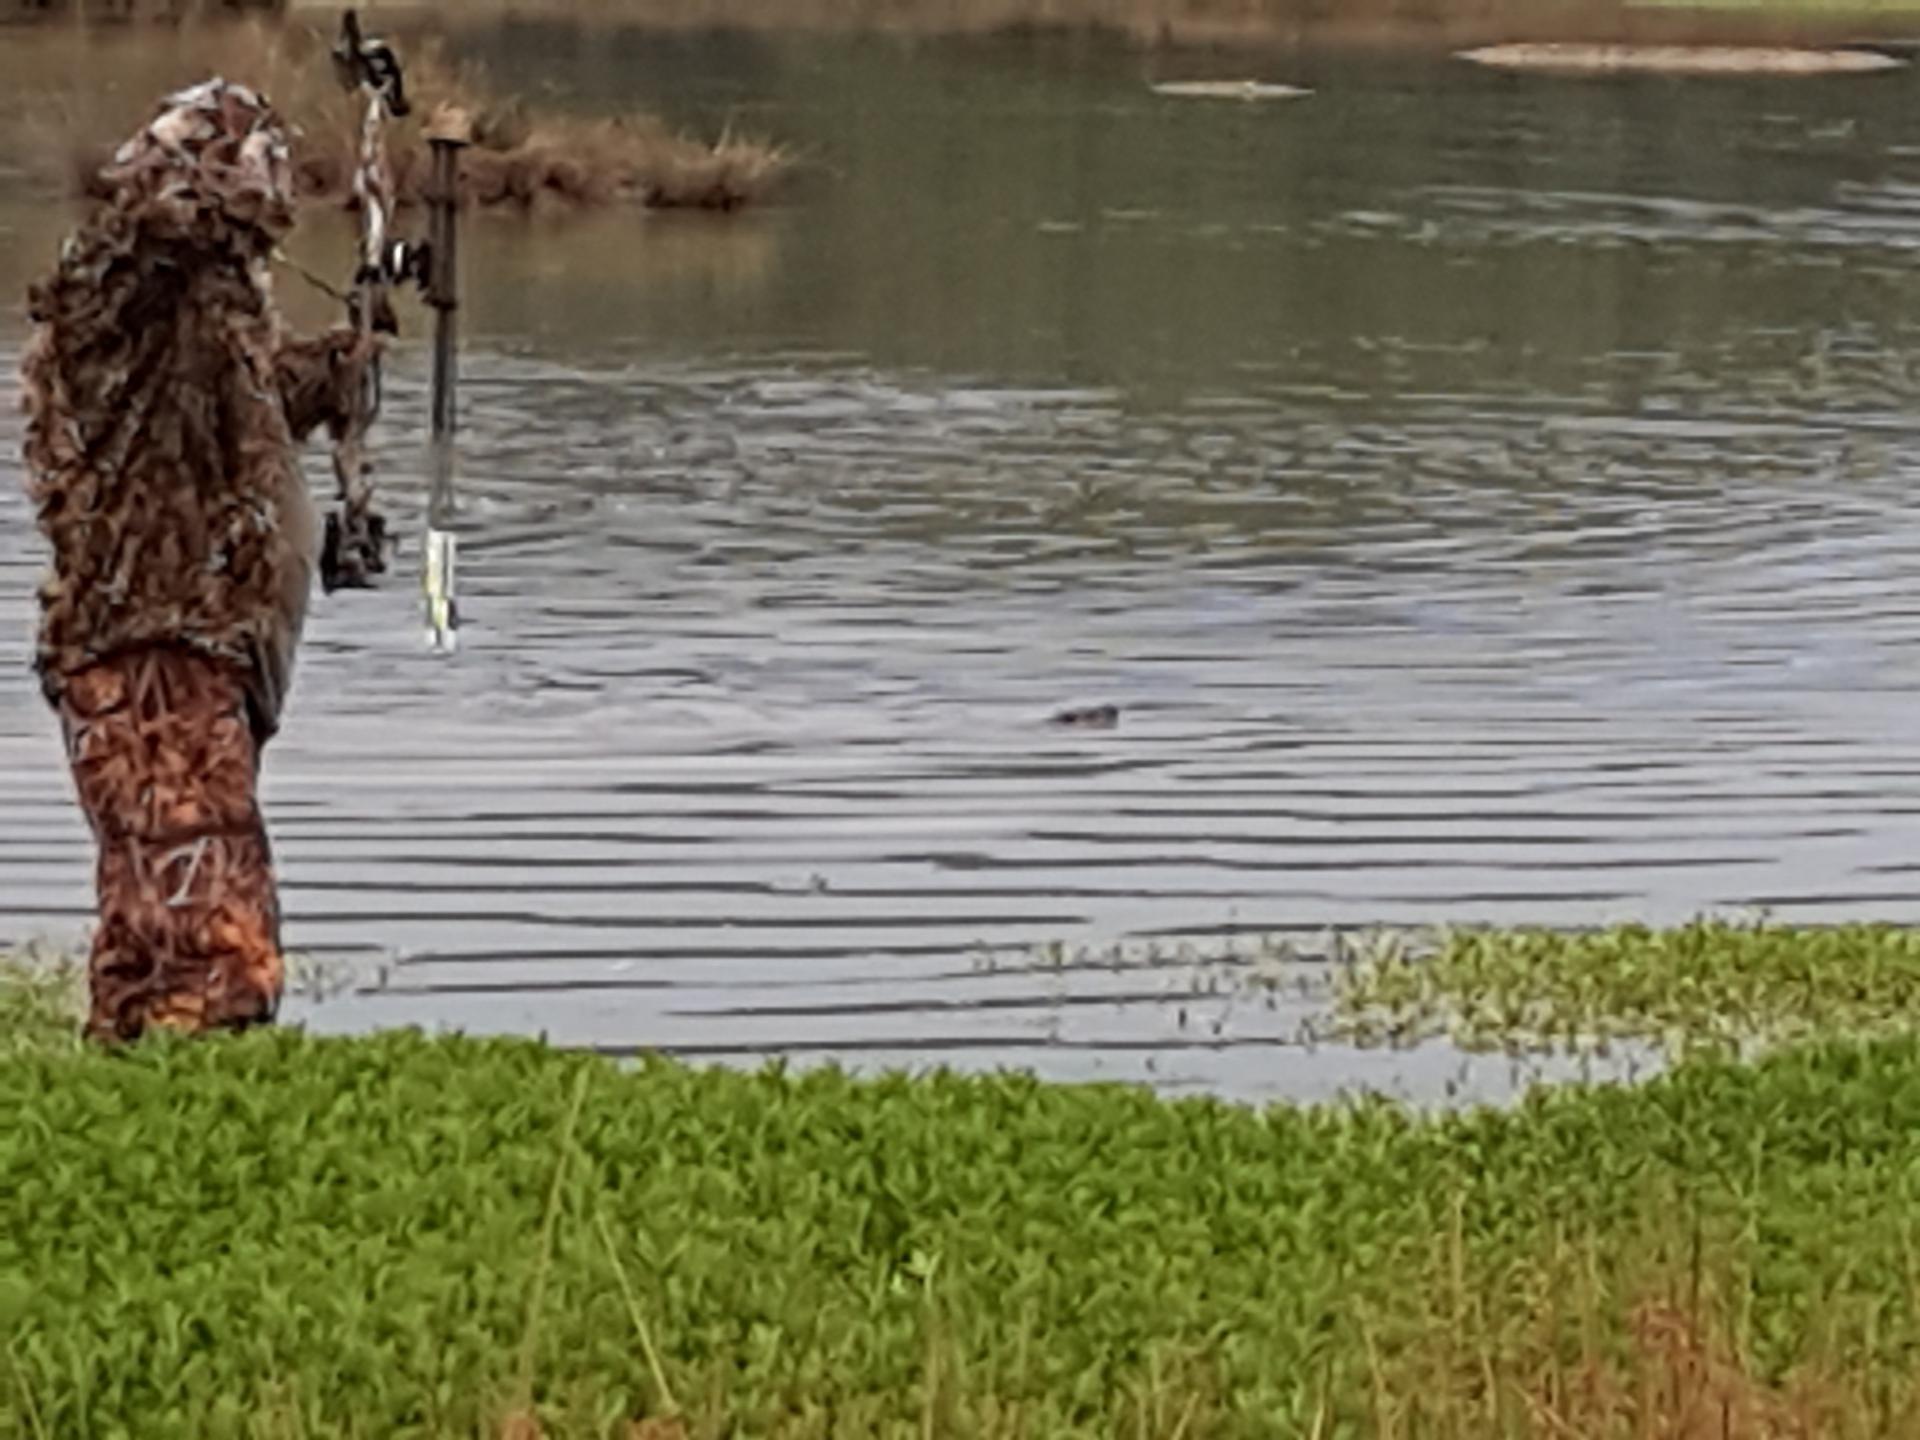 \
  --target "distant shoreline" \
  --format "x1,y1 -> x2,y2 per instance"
15,0 -> 1920,53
